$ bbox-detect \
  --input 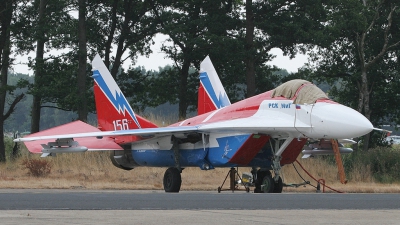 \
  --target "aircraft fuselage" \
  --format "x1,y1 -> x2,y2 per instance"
126,90 -> 372,170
